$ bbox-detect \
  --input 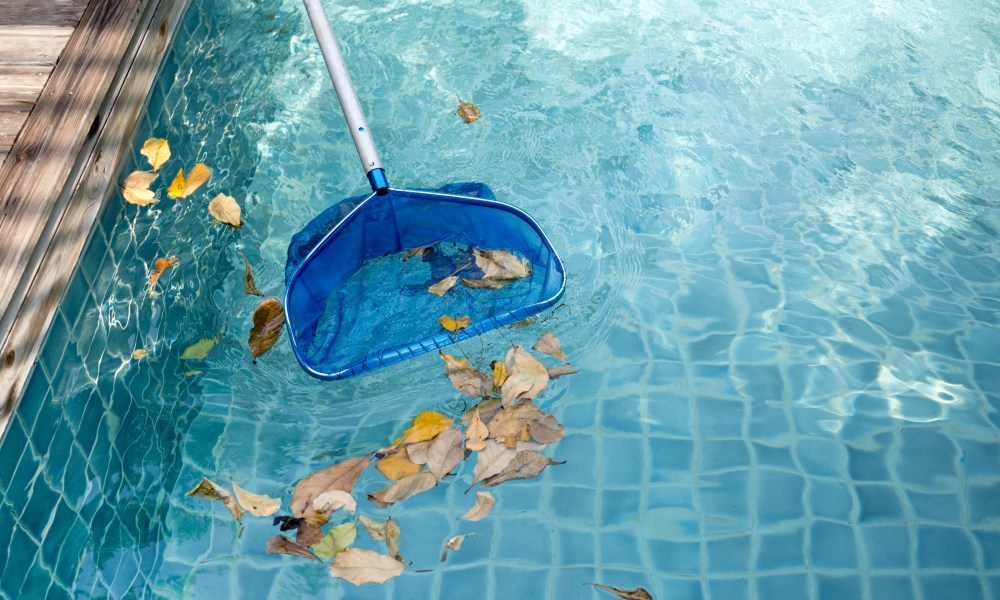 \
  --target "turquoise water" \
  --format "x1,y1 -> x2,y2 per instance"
2,0 -> 1000,597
